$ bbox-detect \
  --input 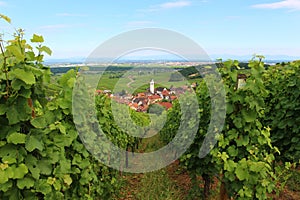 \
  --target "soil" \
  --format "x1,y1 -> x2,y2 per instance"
117,160 -> 300,200
115,136 -> 300,200
166,160 -> 192,198
270,188 -> 300,200
117,173 -> 143,200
